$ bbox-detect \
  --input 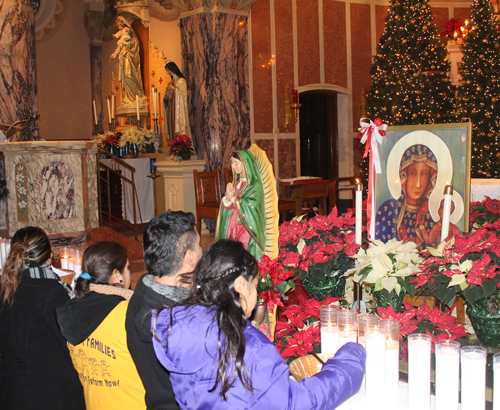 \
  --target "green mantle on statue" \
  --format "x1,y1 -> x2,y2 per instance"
215,145 -> 279,262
